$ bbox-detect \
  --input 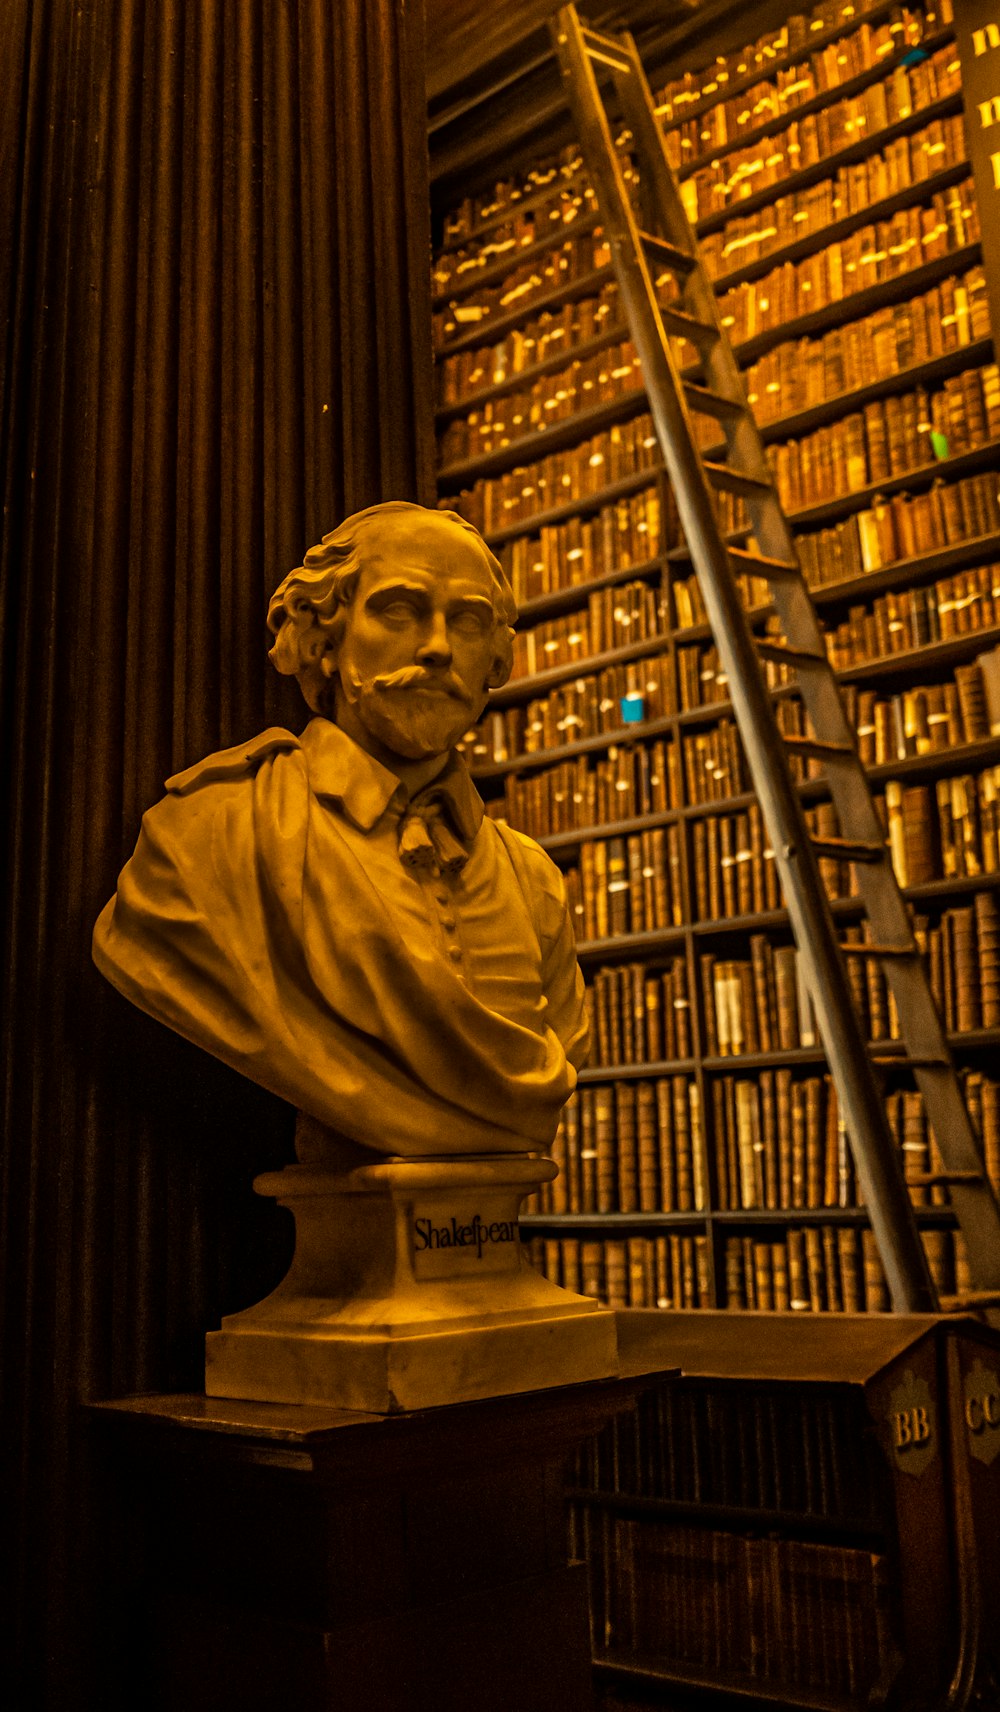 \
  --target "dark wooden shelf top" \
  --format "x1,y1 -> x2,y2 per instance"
482,464 -> 664,550
435,320 -> 629,425
577,1057 -> 698,1084
520,529 -> 1000,652
440,325 -> 991,507
437,168 -> 593,259
701,1046 -> 828,1071
684,874 -> 1000,940
435,264 -> 615,359
837,627 -> 1000,689
470,711 -> 676,781
437,386 -> 648,491
432,207 -> 600,308
675,624 -> 1000,724
474,686 -> 1000,788
713,1205 -> 960,1228
577,923 -> 689,965
807,529 -> 1000,611
515,553 -> 669,628
563,876 -> 1000,958
491,631 -> 671,710
568,1484 -> 883,1543
727,240 -> 983,372
522,1204 -> 962,1235
538,805 -> 680,858
671,529 -> 1000,634
754,337 -> 994,450
520,1210 -> 708,1233
709,158 -> 971,297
